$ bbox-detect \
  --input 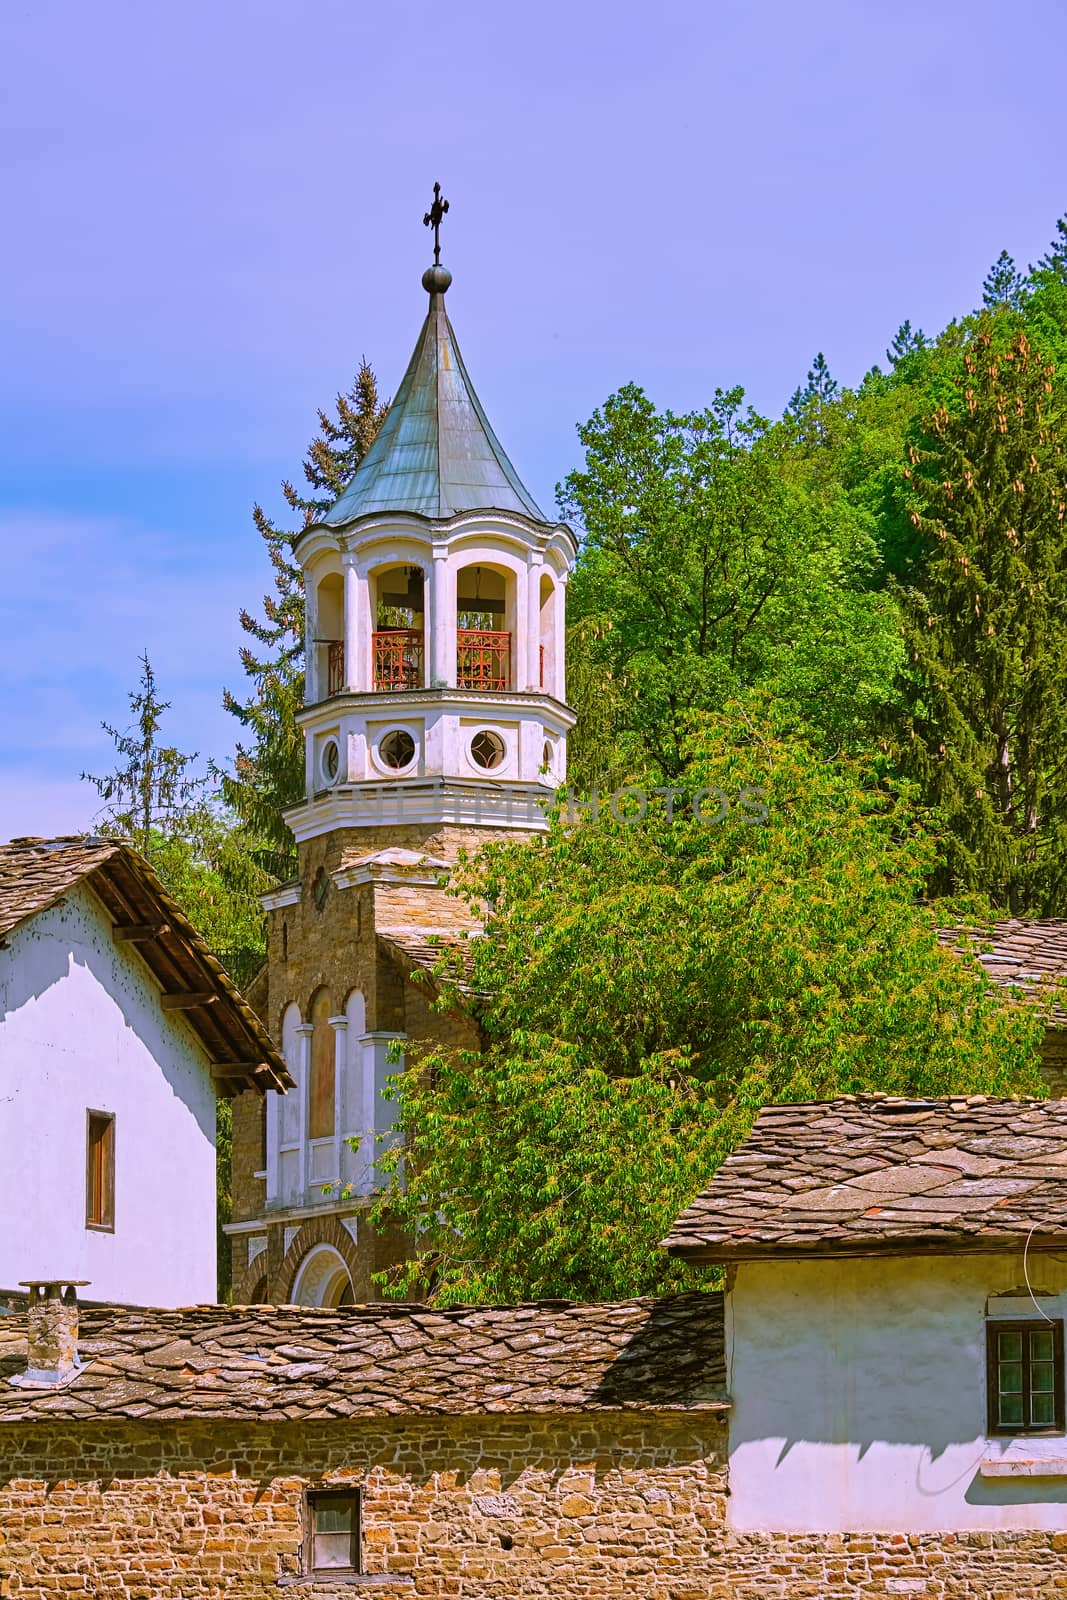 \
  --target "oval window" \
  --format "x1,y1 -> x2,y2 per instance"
471,730 -> 506,770
542,741 -> 554,773
322,739 -> 340,783
380,729 -> 416,770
